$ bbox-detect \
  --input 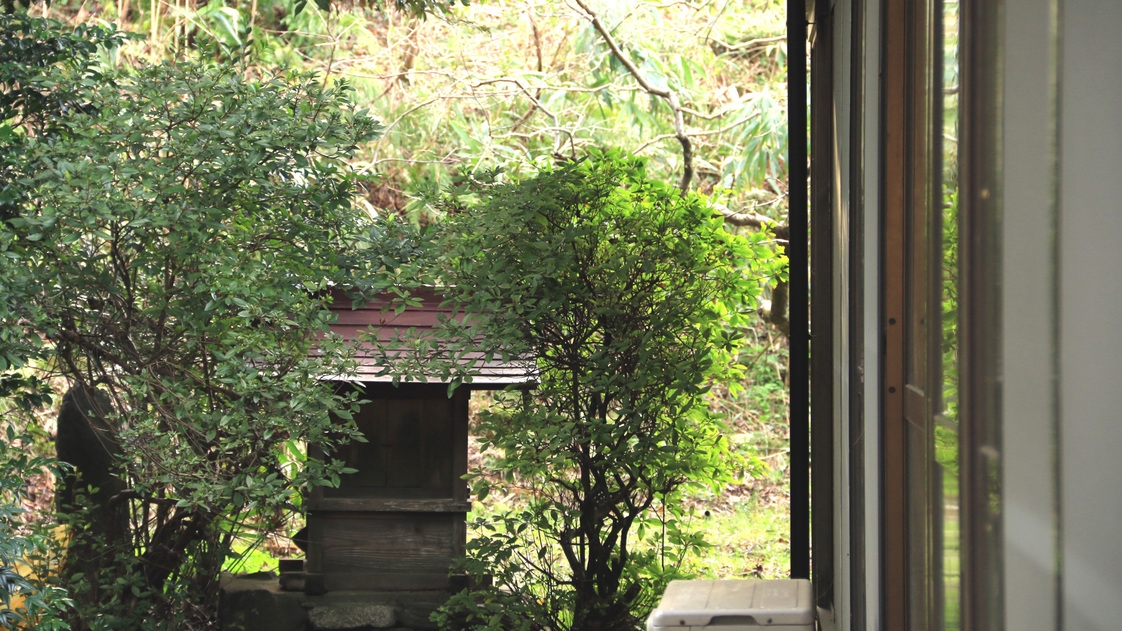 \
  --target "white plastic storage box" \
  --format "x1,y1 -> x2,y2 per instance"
647,579 -> 815,631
